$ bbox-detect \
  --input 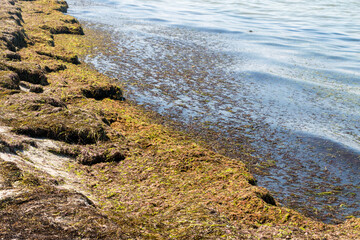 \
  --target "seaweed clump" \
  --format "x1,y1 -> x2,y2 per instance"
2,94 -> 109,144
0,0 -> 358,239
3,62 -> 48,85
0,187 -> 122,239
0,71 -> 20,90
81,83 -> 125,101
0,1 -> 27,52
0,159 -> 22,188
51,142 -> 127,165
